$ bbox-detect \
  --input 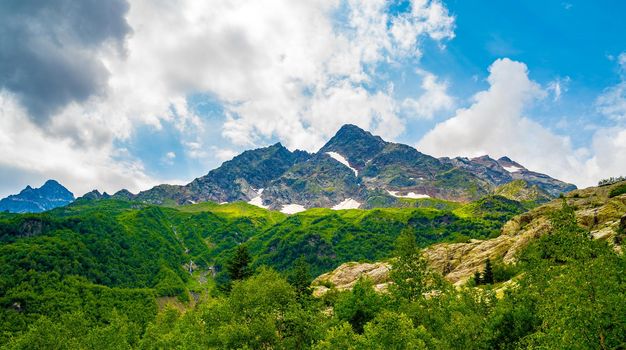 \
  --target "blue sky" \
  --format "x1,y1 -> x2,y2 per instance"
0,0 -> 625,196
